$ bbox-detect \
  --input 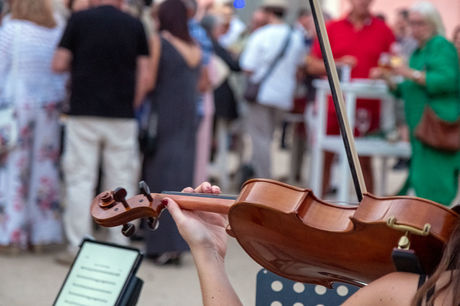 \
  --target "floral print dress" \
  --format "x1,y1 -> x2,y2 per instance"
0,19 -> 67,248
